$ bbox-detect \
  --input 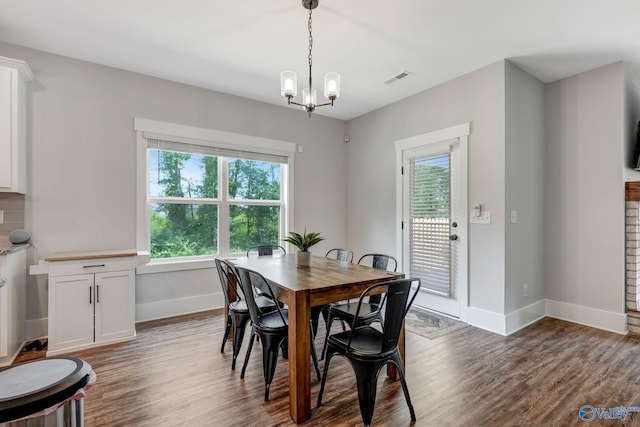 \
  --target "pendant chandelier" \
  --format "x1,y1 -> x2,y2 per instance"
280,0 -> 340,117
